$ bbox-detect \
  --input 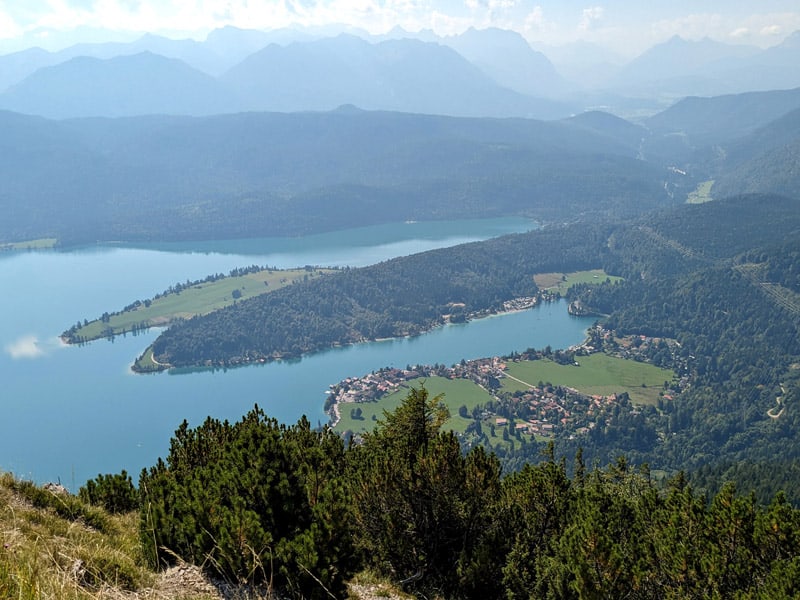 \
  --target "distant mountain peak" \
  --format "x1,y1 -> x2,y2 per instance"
332,104 -> 364,114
